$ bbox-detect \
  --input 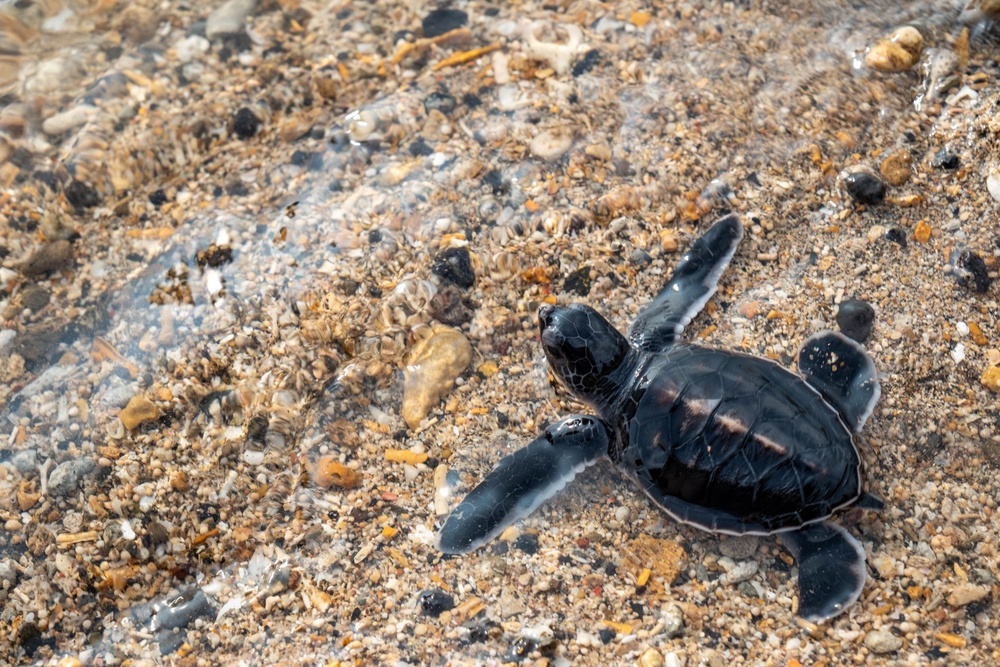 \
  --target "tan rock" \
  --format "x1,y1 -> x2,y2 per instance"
865,26 -> 923,72
119,395 -> 159,430
880,150 -> 913,186
947,583 -> 990,607
982,365 -> 1000,392
402,327 -> 472,428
